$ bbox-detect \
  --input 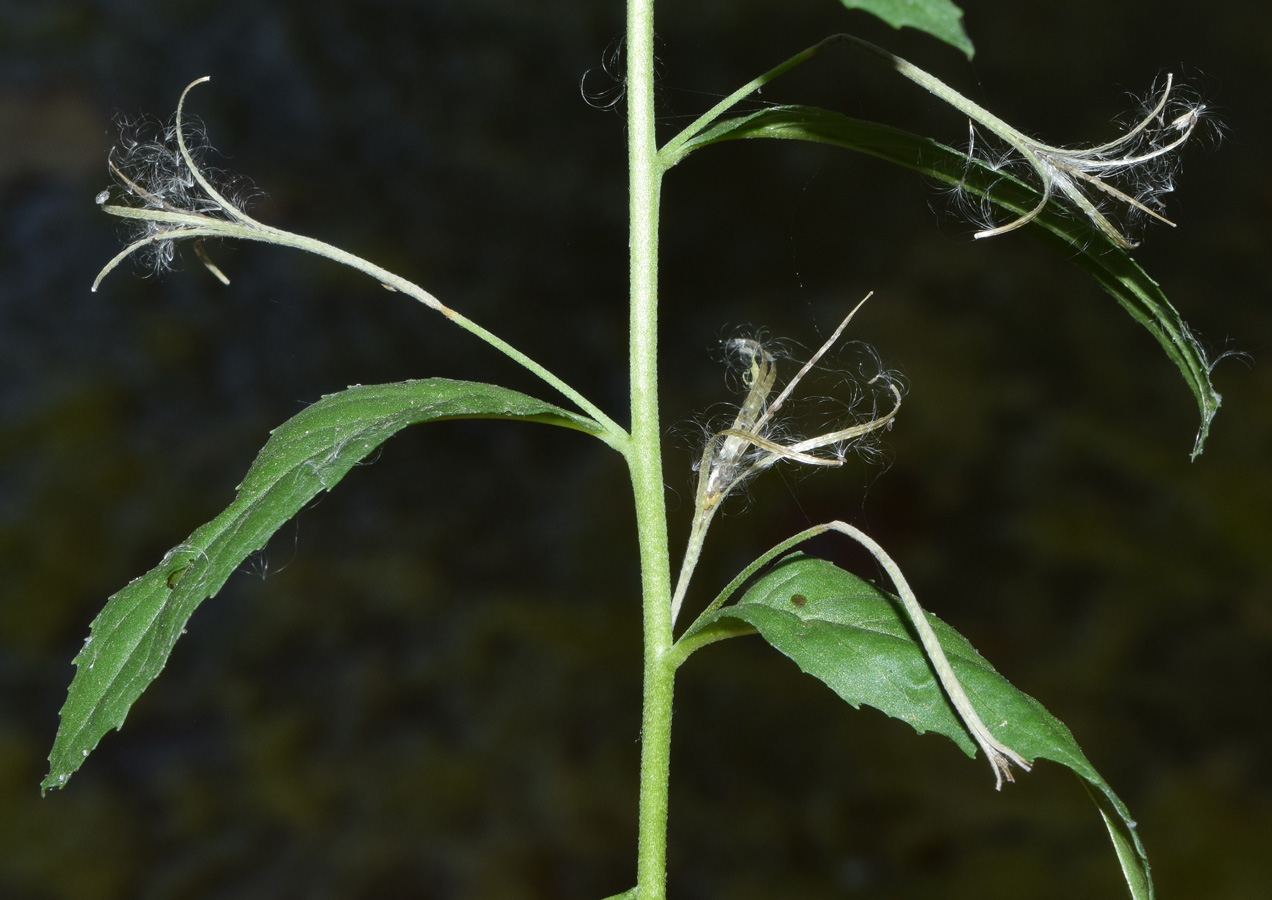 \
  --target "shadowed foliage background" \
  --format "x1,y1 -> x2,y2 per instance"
2,1 -> 1269,898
